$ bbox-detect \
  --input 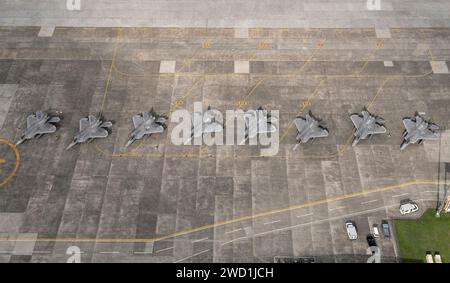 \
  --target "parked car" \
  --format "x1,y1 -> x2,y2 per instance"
399,201 -> 419,215
372,224 -> 380,238
366,234 -> 377,247
345,221 -> 358,240
382,220 -> 390,238
426,251 -> 433,263
434,252 -> 442,263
